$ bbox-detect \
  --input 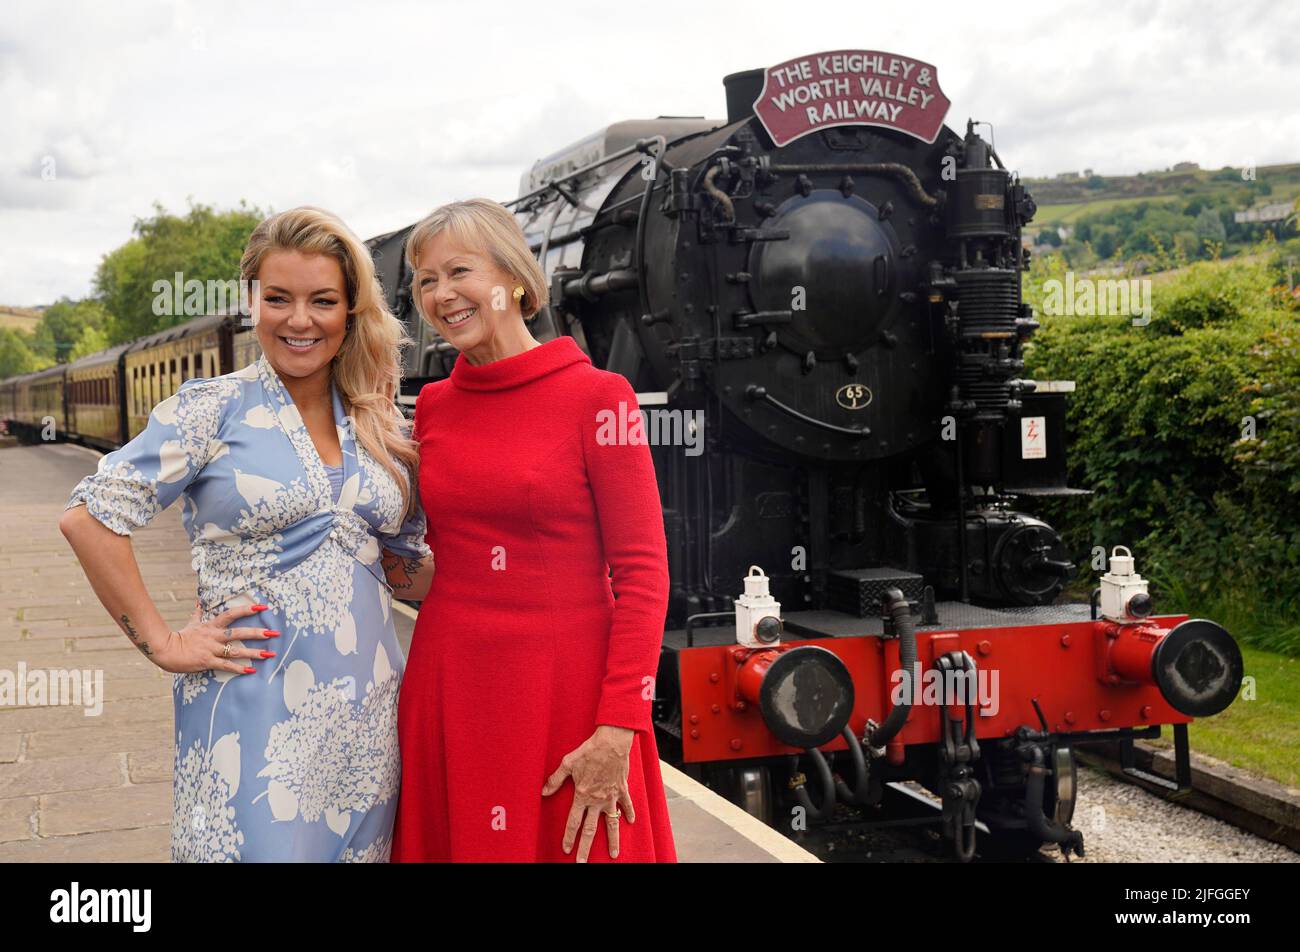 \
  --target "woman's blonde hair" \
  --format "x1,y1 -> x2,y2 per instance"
239,206 -> 419,520
404,198 -> 548,324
